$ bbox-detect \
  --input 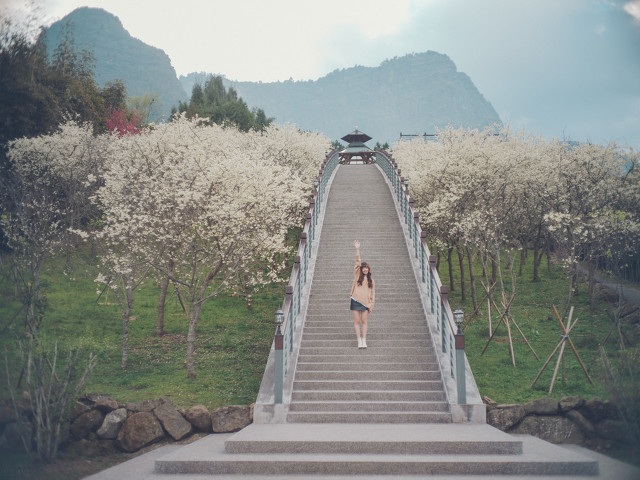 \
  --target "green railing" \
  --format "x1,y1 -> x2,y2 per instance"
273,149 -> 340,403
375,148 -> 467,404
